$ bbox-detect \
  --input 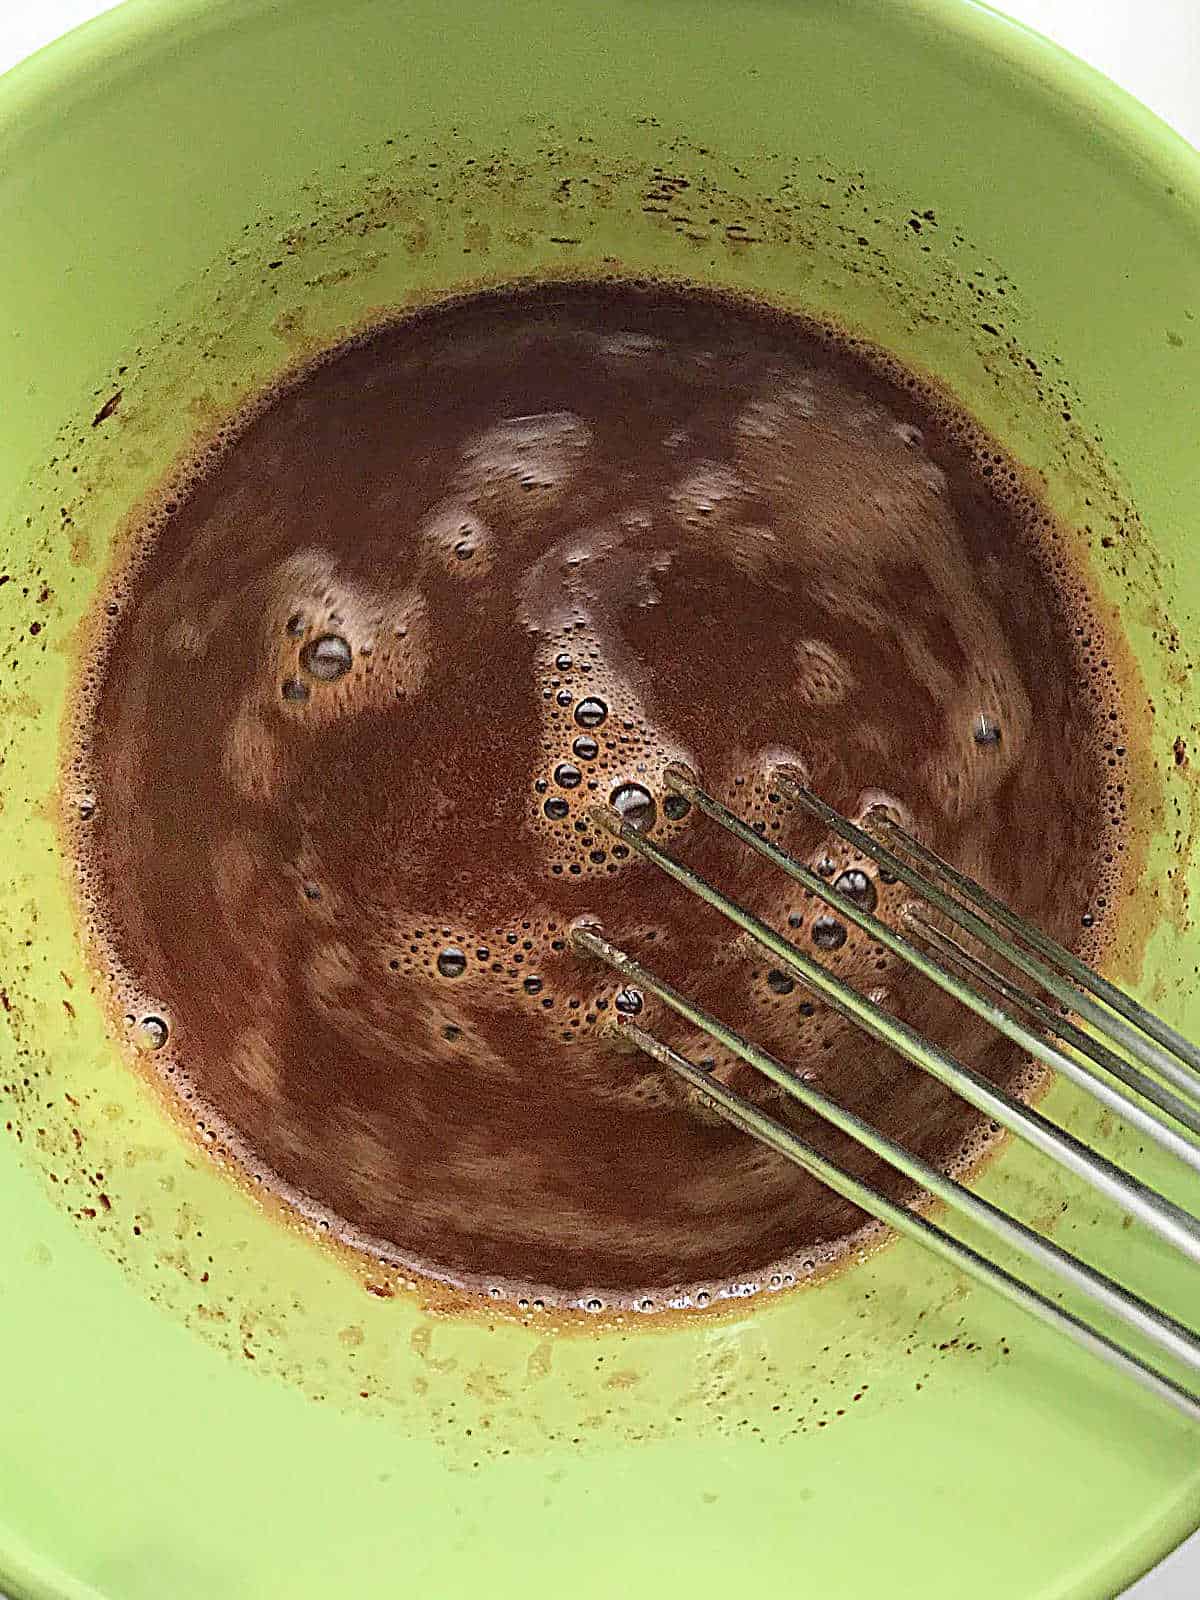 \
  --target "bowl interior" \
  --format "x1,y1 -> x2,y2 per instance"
1,1 -> 1199,1596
